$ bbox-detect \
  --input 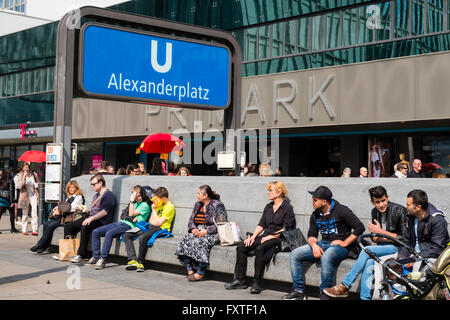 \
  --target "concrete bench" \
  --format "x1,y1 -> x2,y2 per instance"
41,175 -> 450,294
